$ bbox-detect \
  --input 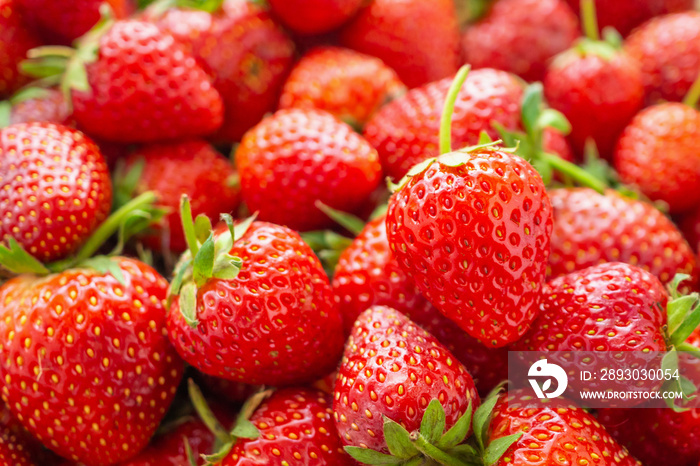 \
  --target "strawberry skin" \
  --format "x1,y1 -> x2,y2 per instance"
0,258 -> 185,465
0,0 -> 42,98
548,188 -> 698,288
155,0 -> 295,143
72,20 -> 224,143
0,123 -> 112,263
462,0 -> 579,82
386,149 -> 553,347
0,405 -> 37,466
268,0 -> 363,35
125,139 -> 240,254
333,306 -> 480,453
8,89 -> 73,127
614,103 -> 700,213
490,390 -> 640,466
339,0 -> 461,88
168,221 -> 345,386
235,109 -> 382,231
223,388 -> 355,465
279,46 -> 406,129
